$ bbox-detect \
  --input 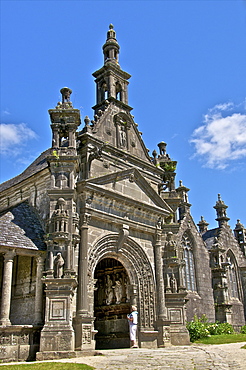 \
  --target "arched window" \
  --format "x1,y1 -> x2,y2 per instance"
101,82 -> 108,101
226,251 -> 239,299
182,234 -> 197,292
116,82 -> 122,101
